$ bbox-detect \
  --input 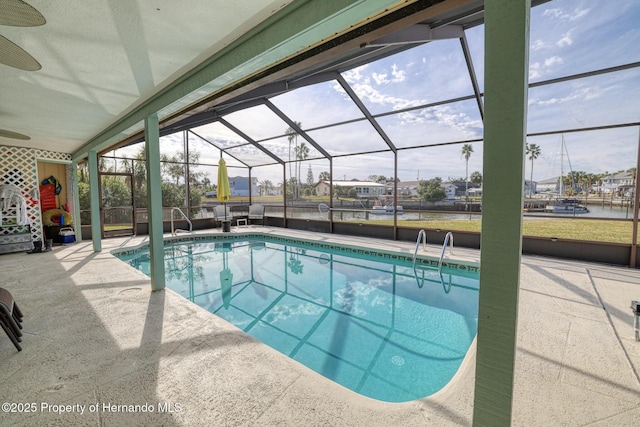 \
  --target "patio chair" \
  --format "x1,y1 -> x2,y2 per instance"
213,205 -> 231,227
0,287 -> 23,351
248,204 -> 265,226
